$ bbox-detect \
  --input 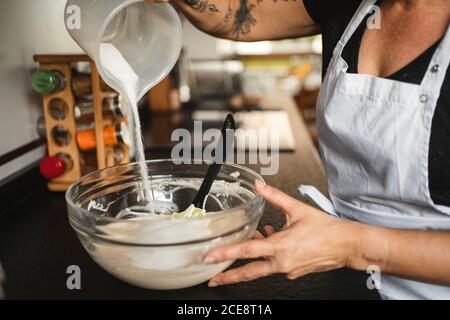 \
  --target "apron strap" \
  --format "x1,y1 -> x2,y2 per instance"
298,185 -> 340,218
333,0 -> 379,57
421,25 -> 450,92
